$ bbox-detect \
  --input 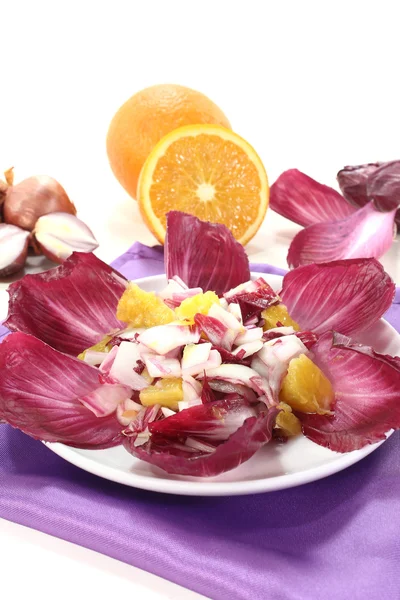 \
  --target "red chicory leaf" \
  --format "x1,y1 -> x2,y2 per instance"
194,313 -> 236,351
280,258 -> 395,337
287,202 -> 396,268
299,332 -> 400,452
270,169 -> 356,227
367,160 -> 400,213
212,344 -> 252,366
123,407 -> 279,477
337,162 -> 382,208
165,211 -> 250,296
149,396 -> 257,441
4,252 -> 128,356
337,161 -> 400,226
295,331 -> 319,350
0,333 -> 126,448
